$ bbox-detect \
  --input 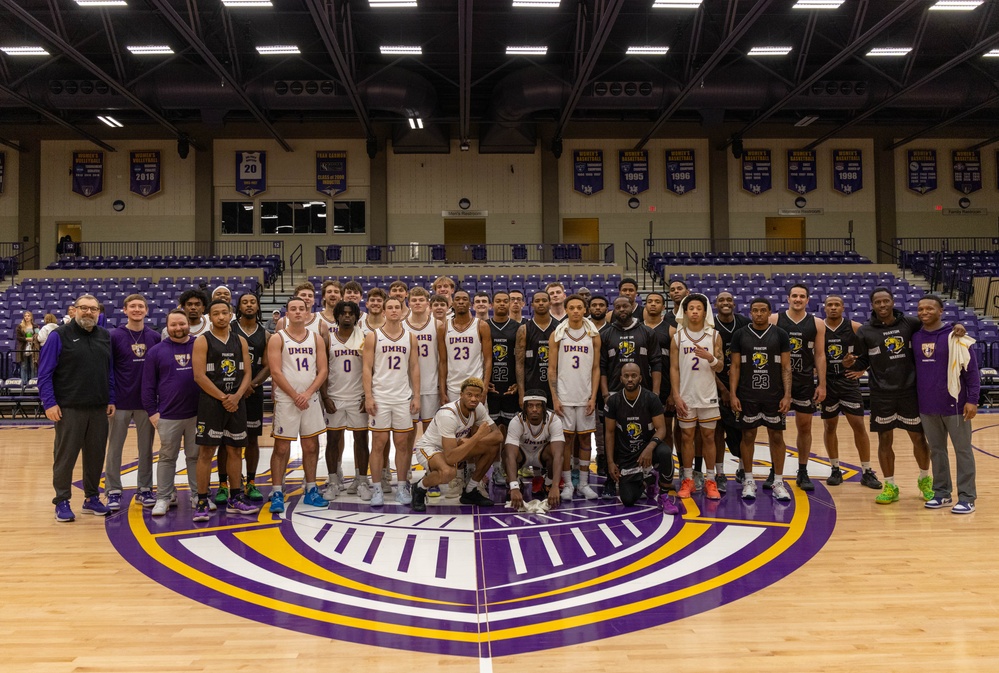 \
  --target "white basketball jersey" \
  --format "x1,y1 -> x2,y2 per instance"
505,410 -> 565,453
555,326 -> 595,406
318,313 -> 336,336
303,313 -> 324,336
415,401 -> 491,453
371,327 -> 414,401
327,330 -> 363,401
275,329 -> 321,402
675,327 -> 720,408
404,315 -> 438,395
445,316 -> 483,393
